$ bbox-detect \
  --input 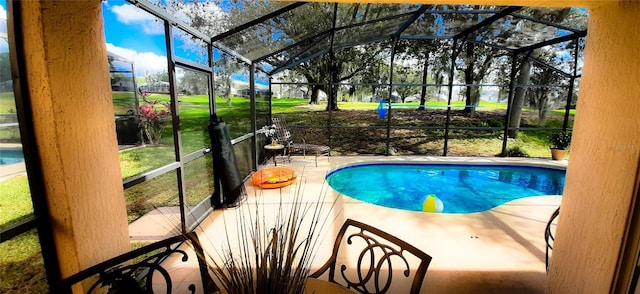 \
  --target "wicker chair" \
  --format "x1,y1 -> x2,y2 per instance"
56,232 -> 217,293
309,219 -> 432,294
271,117 -> 330,166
